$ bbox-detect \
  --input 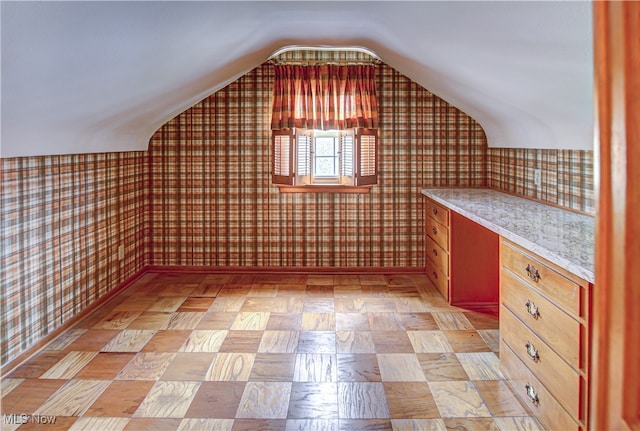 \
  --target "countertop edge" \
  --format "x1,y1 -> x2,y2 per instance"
422,189 -> 595,284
